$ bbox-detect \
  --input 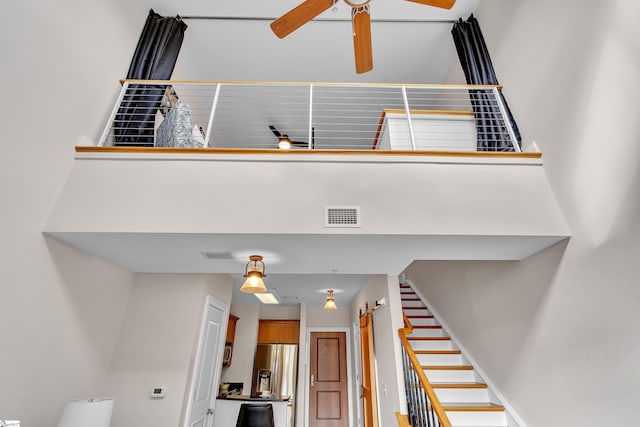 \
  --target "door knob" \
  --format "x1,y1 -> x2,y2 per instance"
311,374 -> 315,387
206,408 -> 214,415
